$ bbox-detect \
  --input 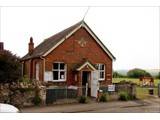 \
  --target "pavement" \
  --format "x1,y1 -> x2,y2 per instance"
21,97 -> 160,113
